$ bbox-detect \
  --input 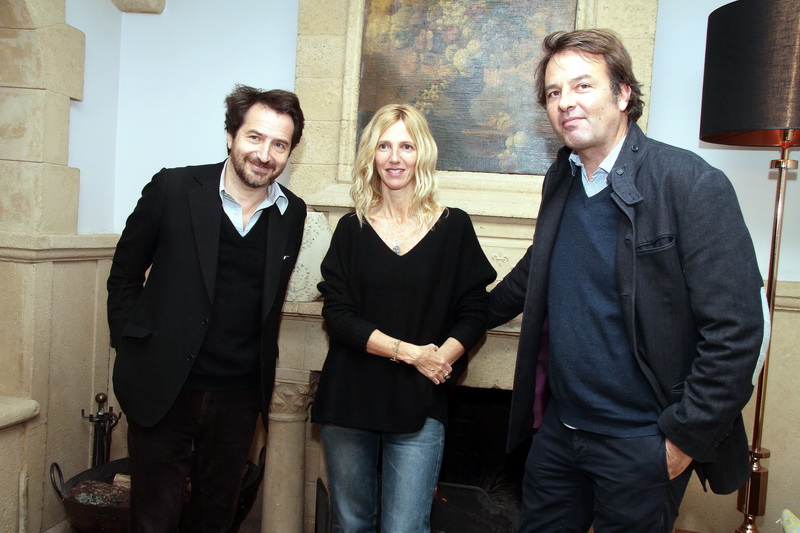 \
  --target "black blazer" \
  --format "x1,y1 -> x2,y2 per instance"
489,123 -> 766,493
107,162 -> 306,428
